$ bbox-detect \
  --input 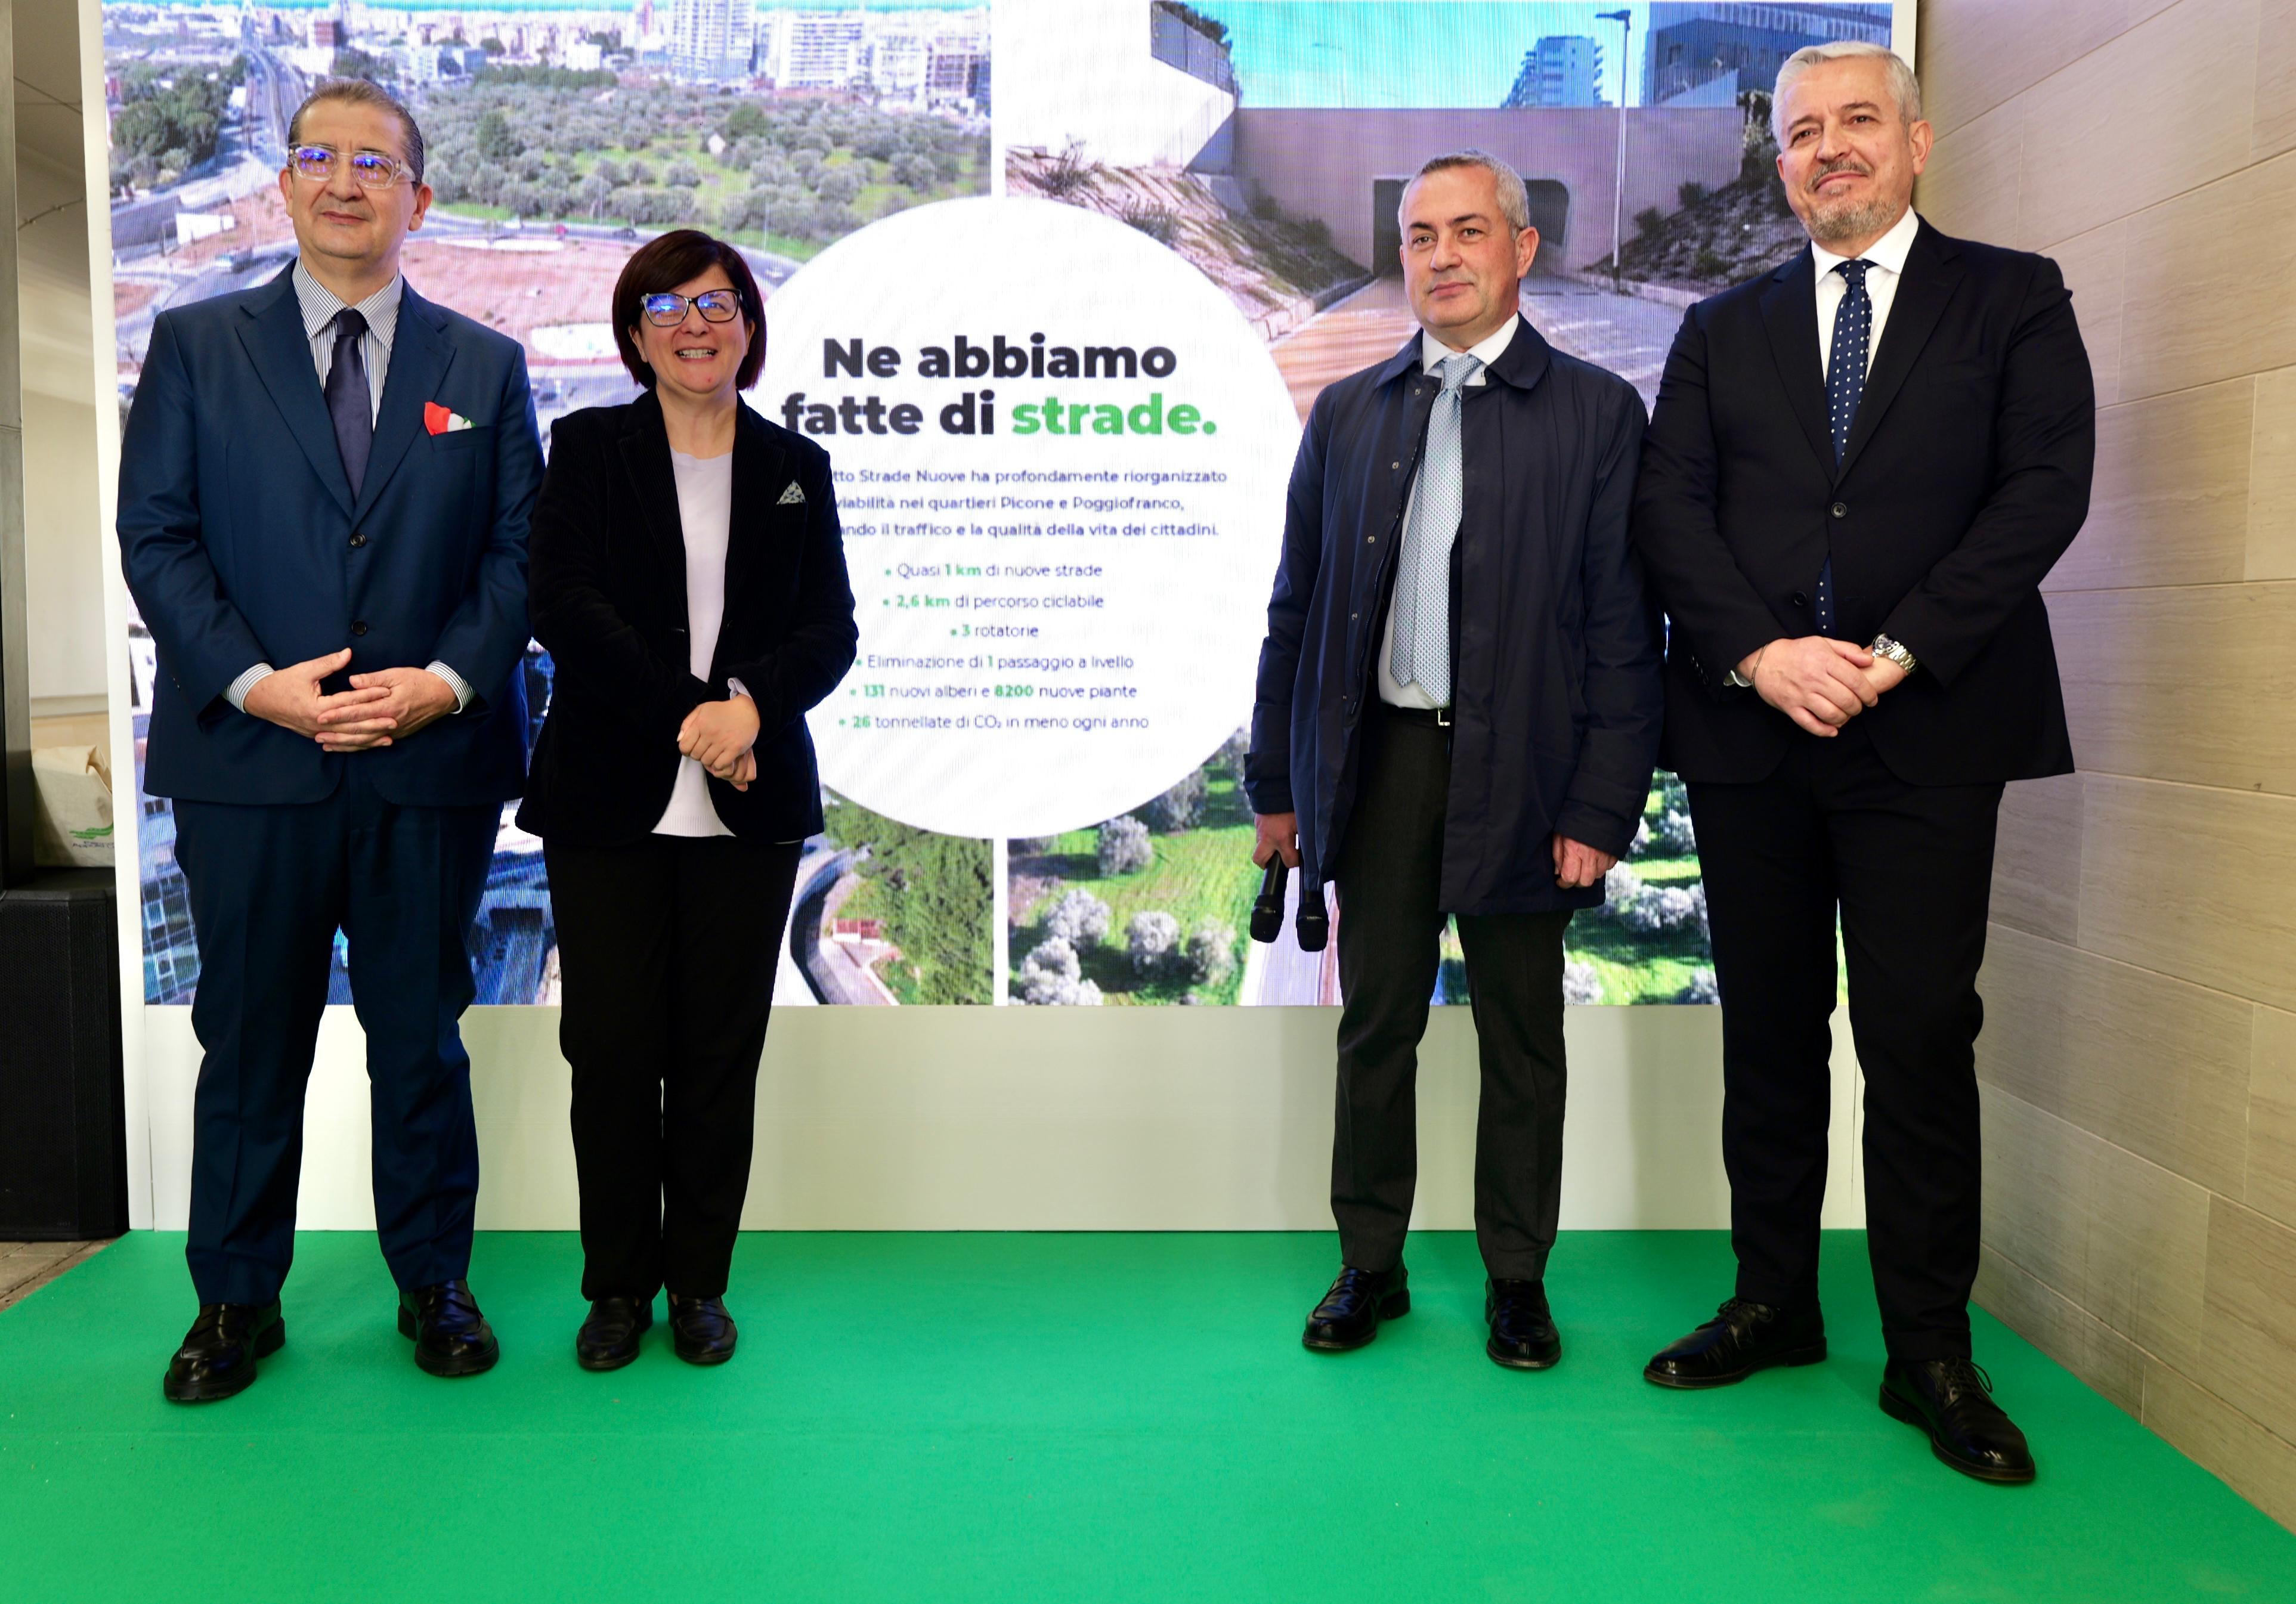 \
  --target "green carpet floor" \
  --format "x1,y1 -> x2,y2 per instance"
4,1231 -> 2294,1602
